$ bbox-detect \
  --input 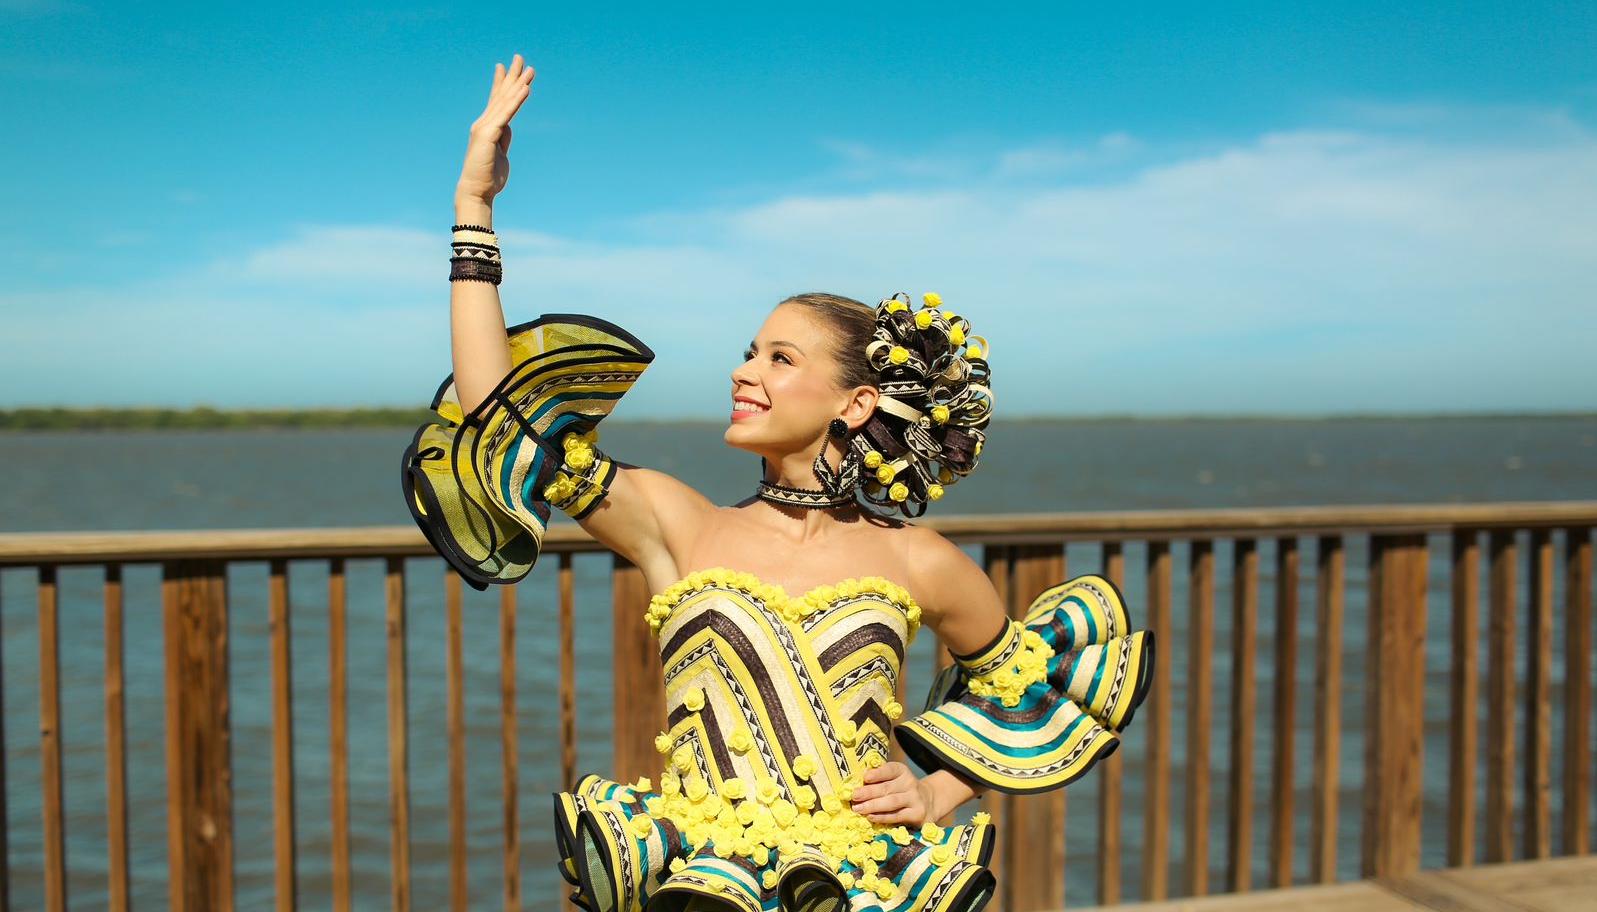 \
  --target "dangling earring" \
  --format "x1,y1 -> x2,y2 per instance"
810,417 -> 861,498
